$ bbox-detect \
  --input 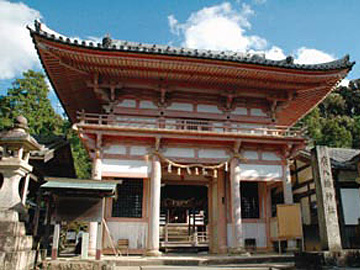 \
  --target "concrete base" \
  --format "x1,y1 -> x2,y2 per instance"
228,247 -> 248,255
146,249 -> 162,257
0,210 -> 35,270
